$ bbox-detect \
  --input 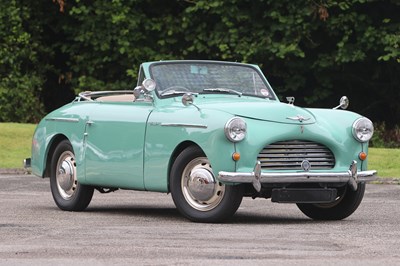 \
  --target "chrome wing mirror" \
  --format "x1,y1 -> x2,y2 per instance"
333,96 -> 349,110
286,96 -> 295,105
182,93 -> 200,111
